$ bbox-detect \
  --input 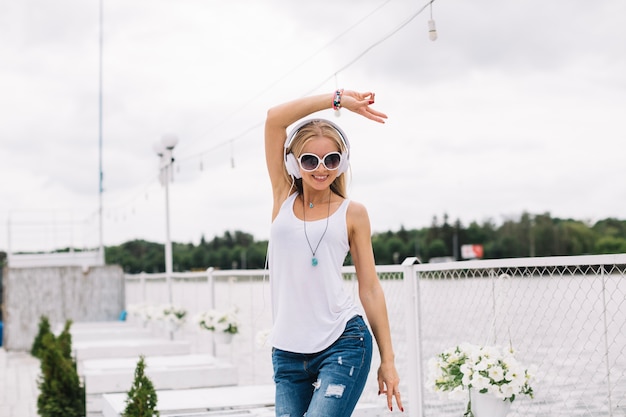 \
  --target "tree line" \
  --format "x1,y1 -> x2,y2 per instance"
103,212 -> 626,274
